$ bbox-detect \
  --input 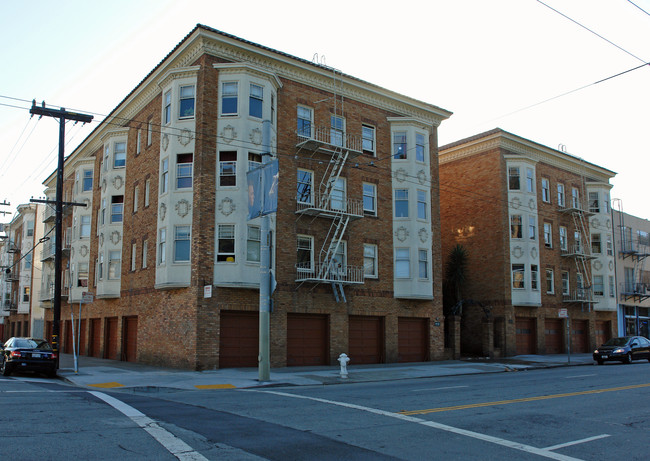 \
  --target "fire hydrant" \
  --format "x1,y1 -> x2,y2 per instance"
338,353 -> 350,379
